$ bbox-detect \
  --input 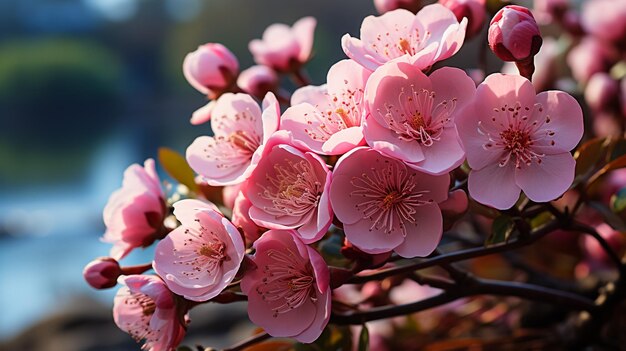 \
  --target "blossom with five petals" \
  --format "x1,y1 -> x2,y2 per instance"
330,147 -> 449,258
153,199 -> 245,302
456,73 -> 583,209
243,131 -> 332,244
364,59 -> 475,175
